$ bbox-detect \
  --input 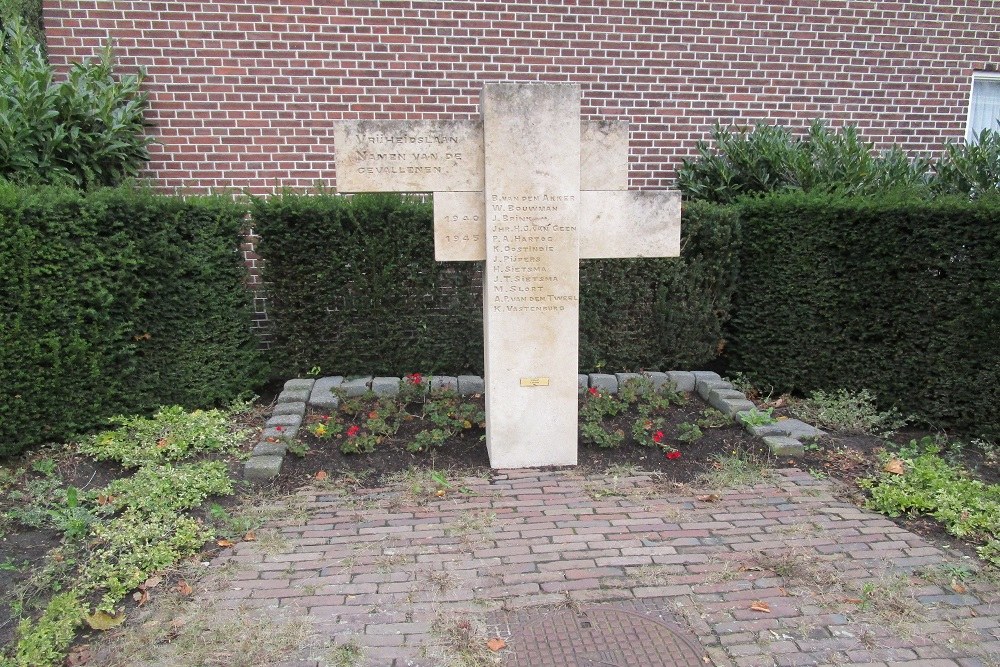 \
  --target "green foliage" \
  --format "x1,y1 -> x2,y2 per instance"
728,191 -> 1000,440
676,120 -> 930,204
254,192 -> 740,376
676,422 -> 704,443
695,408 -> 730,429
861,438 -> 1000,566
0,0 -> 43,45
737,407 -> 777,427
791,388 -> 908,435
11,592 -> 84,667
934,126 -> 1000,198
0,185 -> 264,456
80,406 -> 244,468
97,461 -> 234,514
0,19 -> 152,189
